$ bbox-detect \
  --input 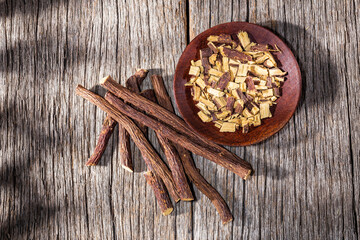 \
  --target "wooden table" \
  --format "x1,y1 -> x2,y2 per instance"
1,0 -> 359,239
